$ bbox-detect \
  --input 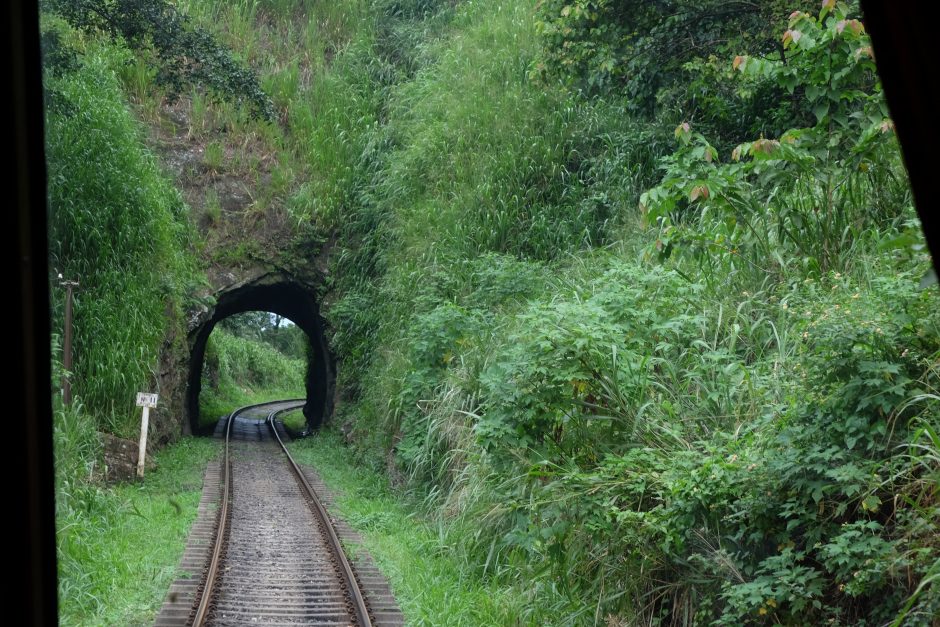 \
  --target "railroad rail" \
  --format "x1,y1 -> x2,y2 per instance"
155,400 -> 399,626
